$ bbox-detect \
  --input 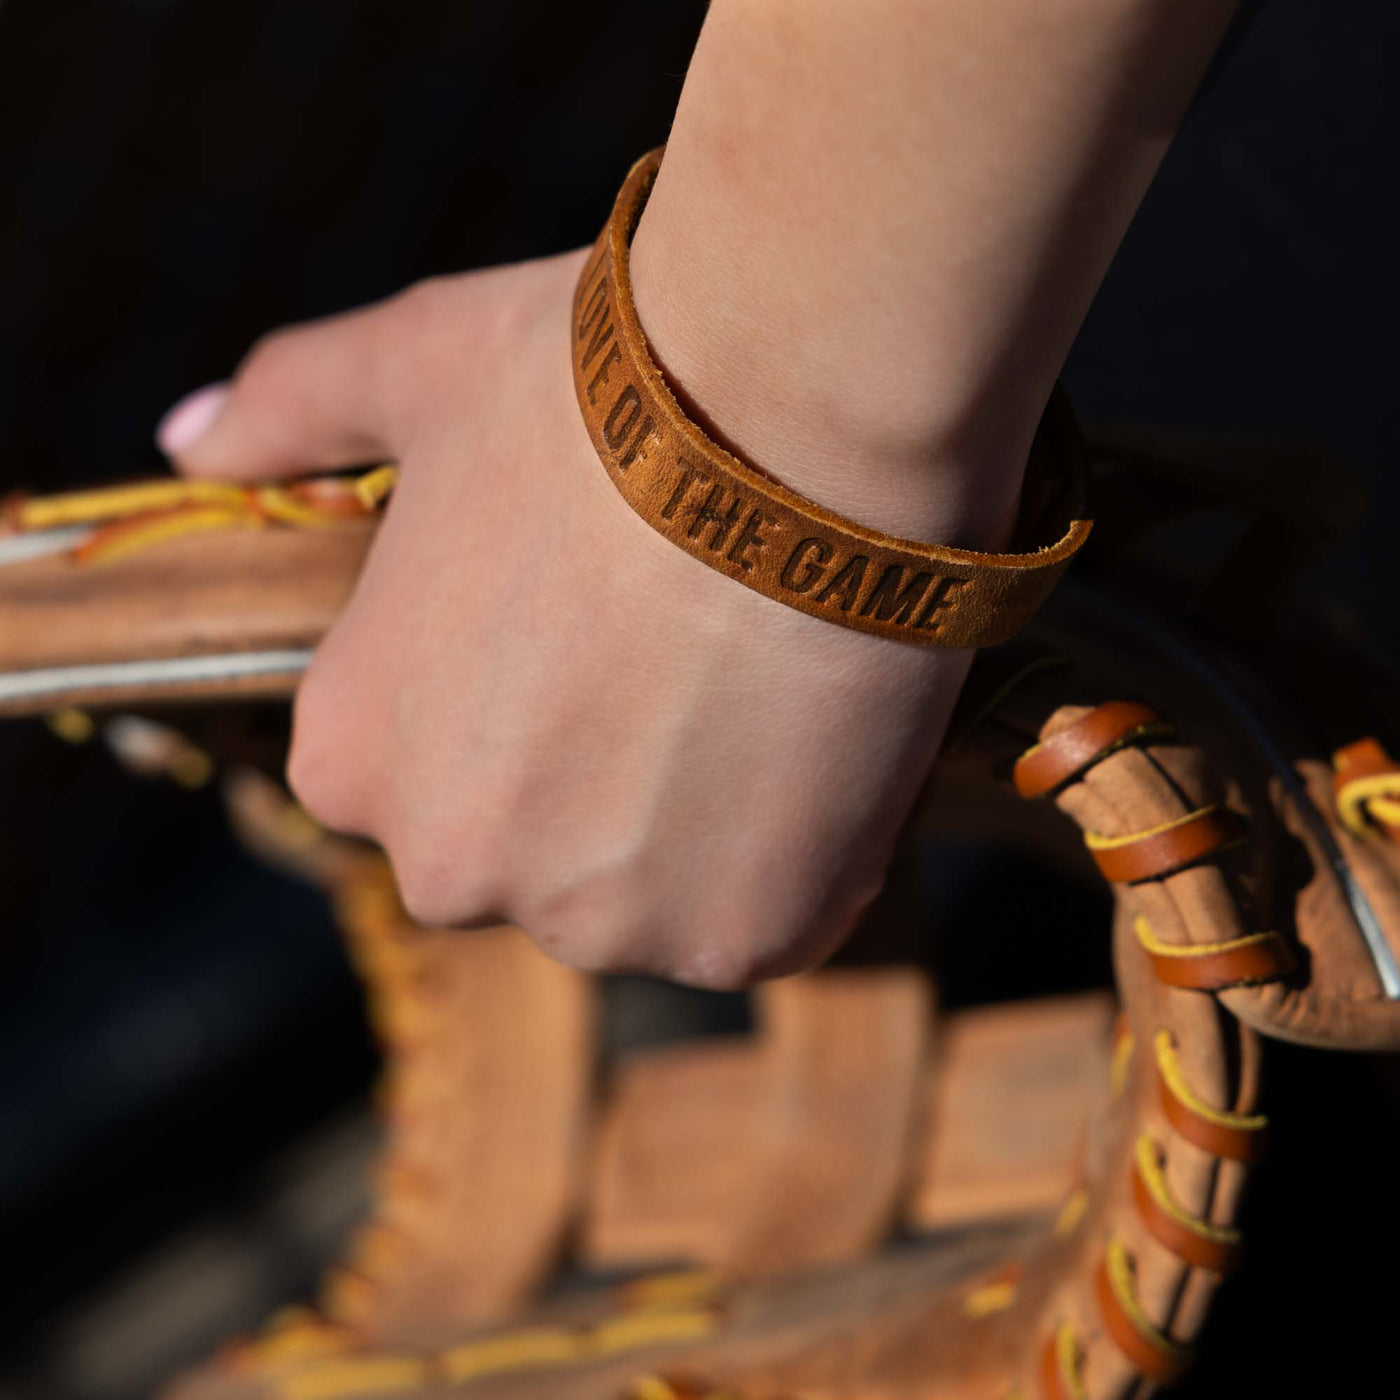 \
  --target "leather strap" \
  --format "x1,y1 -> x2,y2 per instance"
1038,1326 -> 1086,1400
572,149 -> 1093,649
1154,1031 -> 1268,1163
1086,805 -> 1242,884
1013,701 -> 1166,798
1133,917 -> 1292,991
1131,1136 -> 1242,1274
722,972 -> 930,1278
1333,737 -> 1400,841
1094,1238 -> 1192,1384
